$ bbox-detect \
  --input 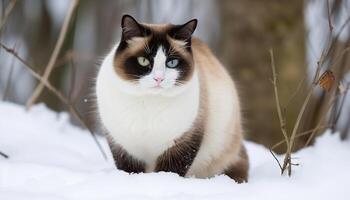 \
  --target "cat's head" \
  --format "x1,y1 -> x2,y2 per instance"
113,15 -> 197,96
